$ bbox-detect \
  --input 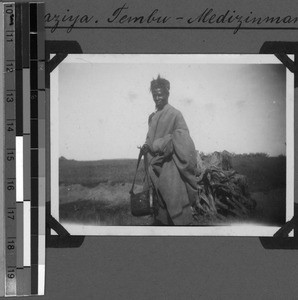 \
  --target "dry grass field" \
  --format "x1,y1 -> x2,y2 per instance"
59,154 -> 286,226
